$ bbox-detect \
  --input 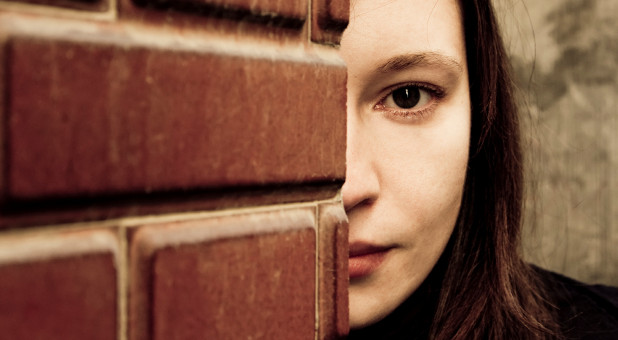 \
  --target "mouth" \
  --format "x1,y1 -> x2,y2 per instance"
348,242 -> 392,279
